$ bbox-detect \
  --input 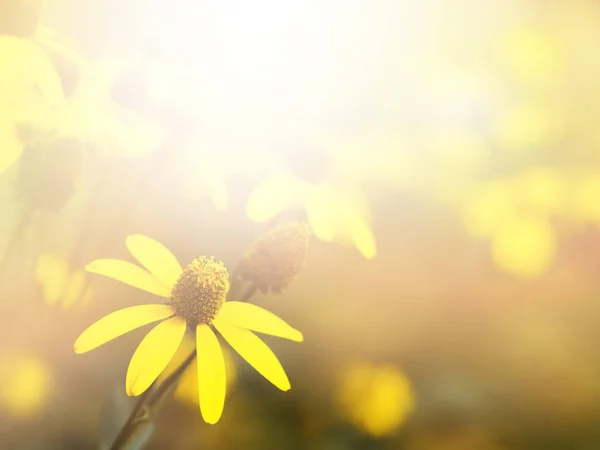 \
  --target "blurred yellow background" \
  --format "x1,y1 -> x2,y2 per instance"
3,0 -> 600,448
